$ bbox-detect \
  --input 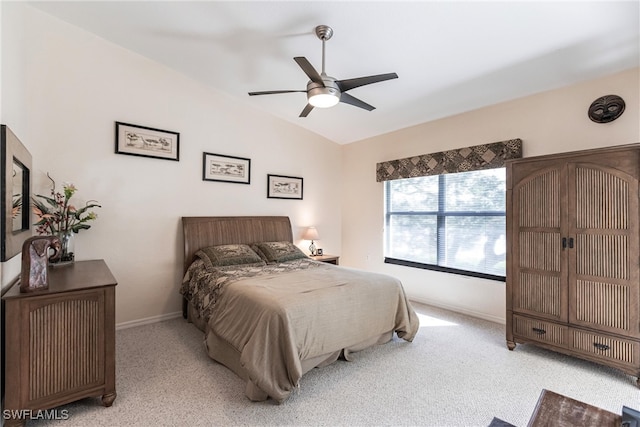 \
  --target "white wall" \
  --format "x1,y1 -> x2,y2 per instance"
0,3 -> 342,324
0,0 -> 29,288
3,2 -> 639,327
342,67 -> 640,323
